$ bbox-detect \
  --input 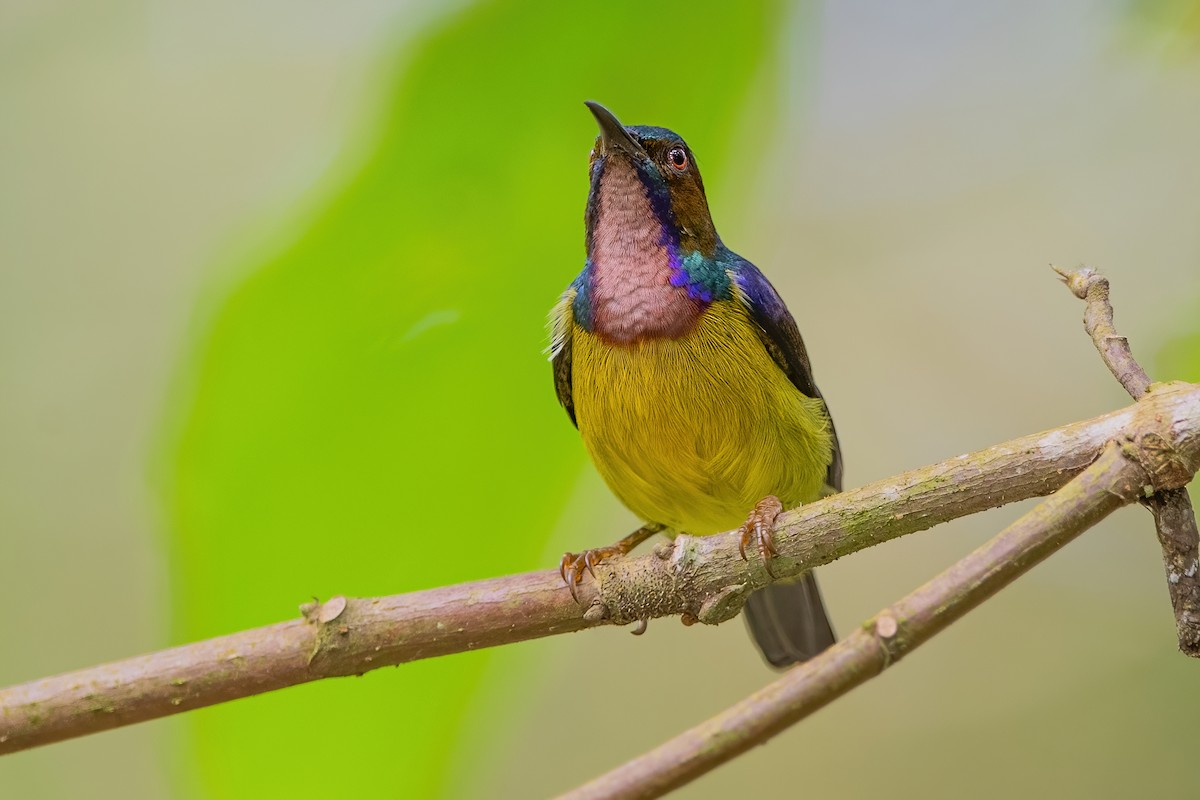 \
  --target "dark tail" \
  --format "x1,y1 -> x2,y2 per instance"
743,571 -> 836,668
